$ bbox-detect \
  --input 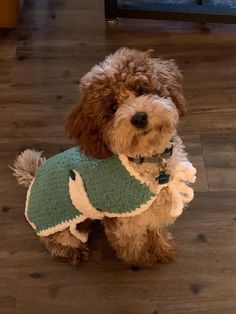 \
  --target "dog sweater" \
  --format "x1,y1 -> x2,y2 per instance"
25,147 -> 157,241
